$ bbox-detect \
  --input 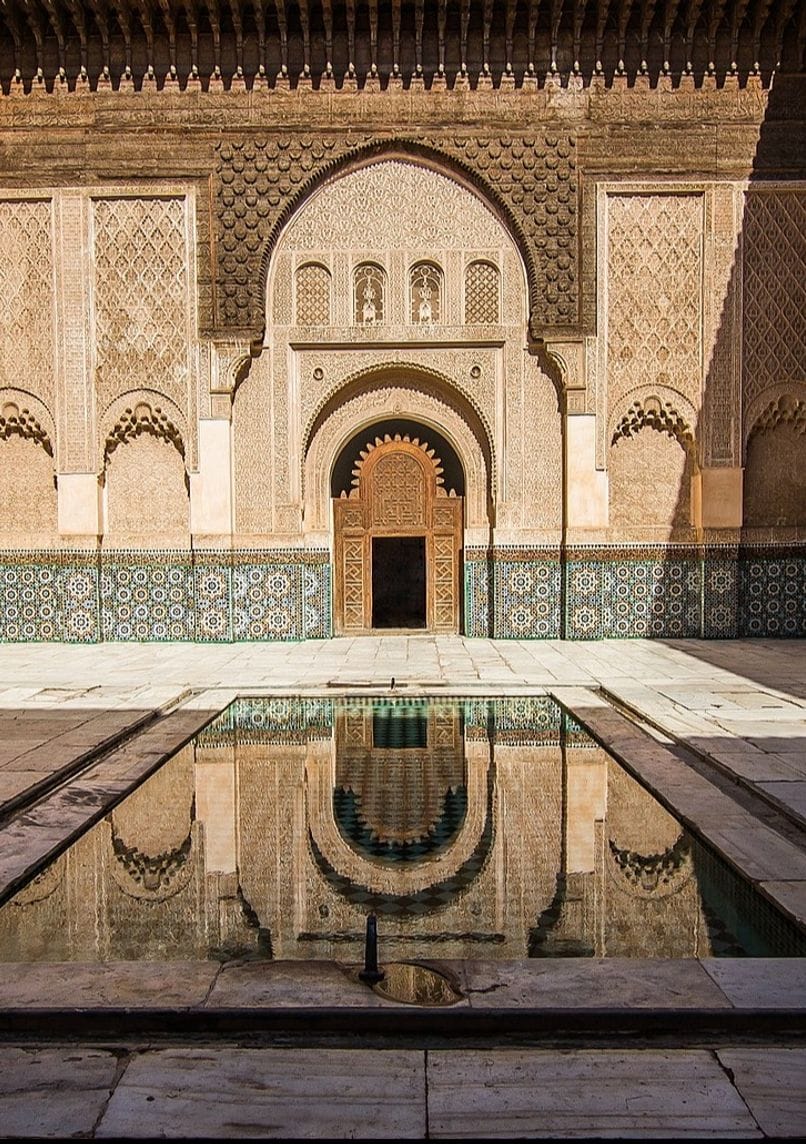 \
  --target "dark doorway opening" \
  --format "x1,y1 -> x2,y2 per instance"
372,536 -> 426,628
